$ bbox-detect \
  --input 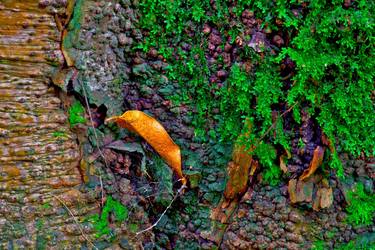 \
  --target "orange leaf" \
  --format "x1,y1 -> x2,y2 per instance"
106,111 -> 186,186
299,146 -> 325,181
223,119 -> 254,199
279,149 -> 291,174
